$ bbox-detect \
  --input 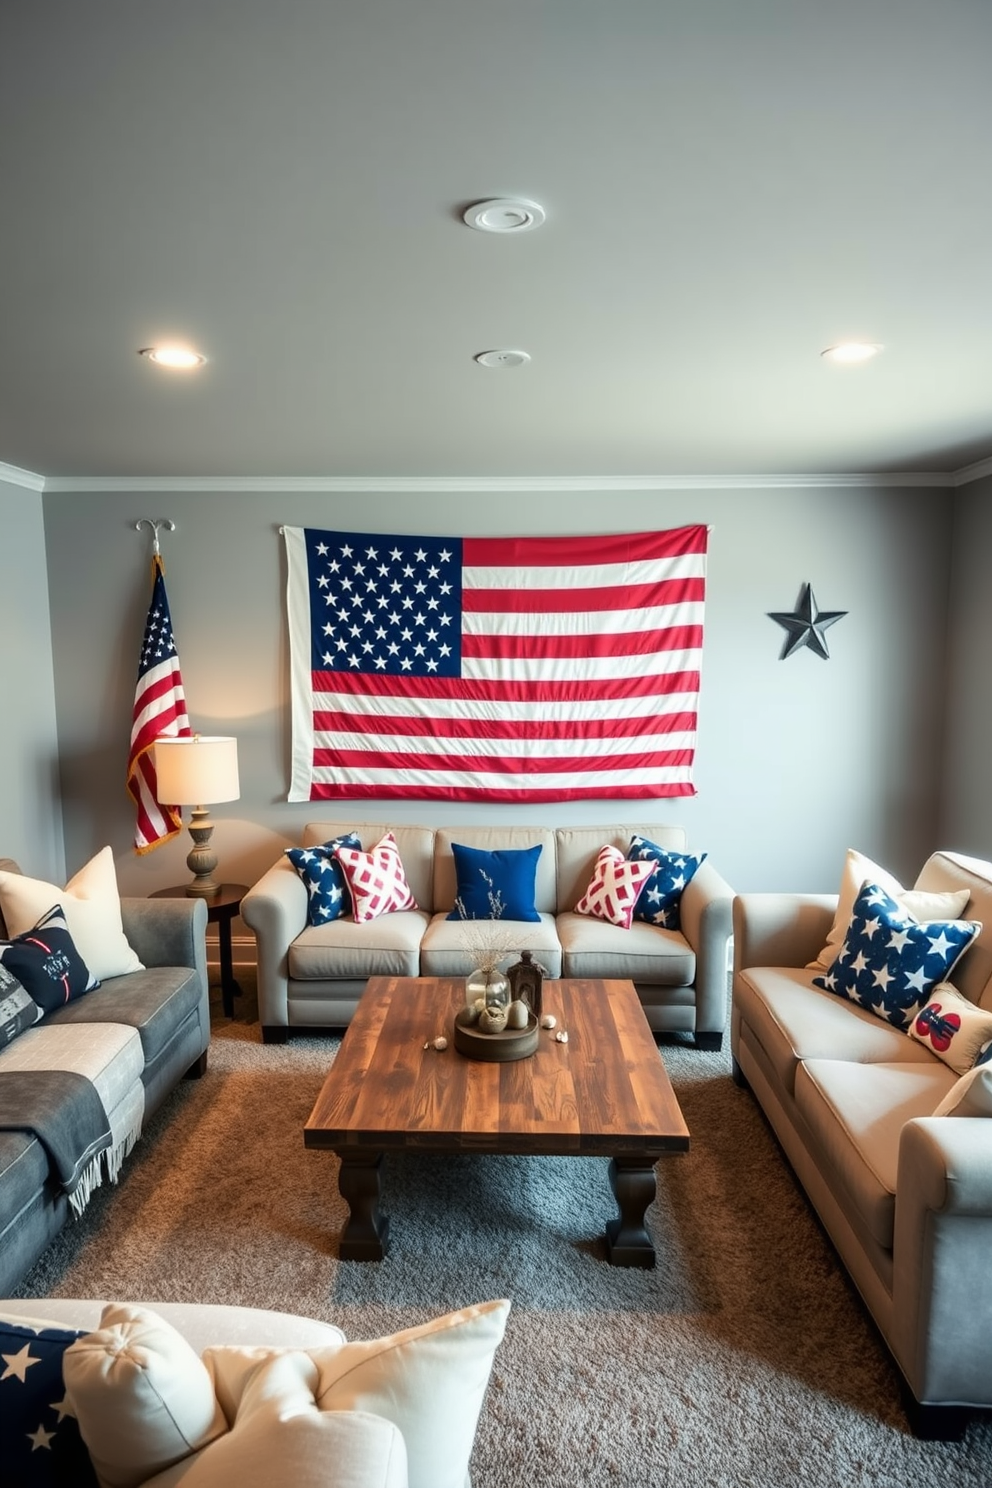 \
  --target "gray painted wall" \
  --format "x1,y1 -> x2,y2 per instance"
940,475 -> 992,855
39,486 -> 959,897
0,479 -> 64,880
